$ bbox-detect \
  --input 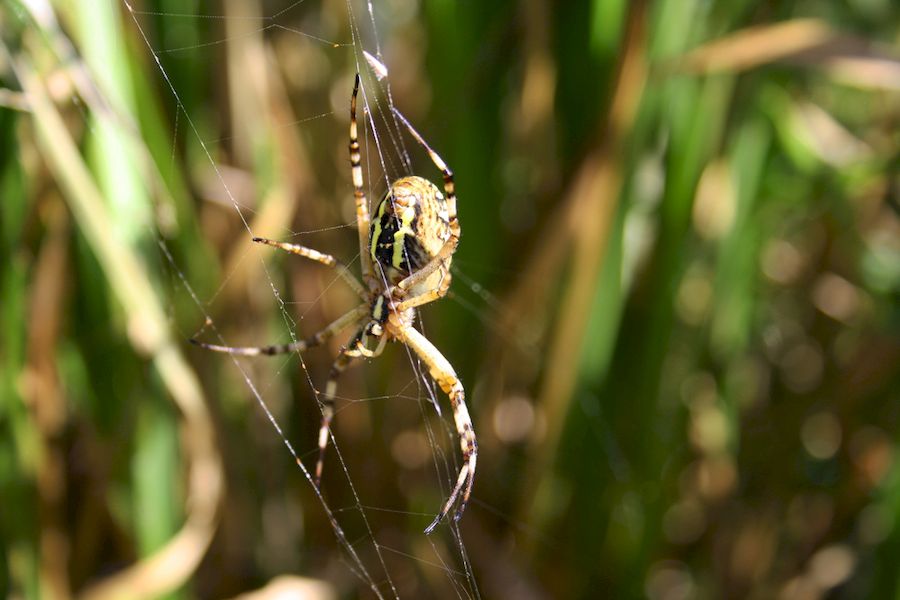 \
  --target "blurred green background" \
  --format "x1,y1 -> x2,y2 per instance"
2,0 -> 899,598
